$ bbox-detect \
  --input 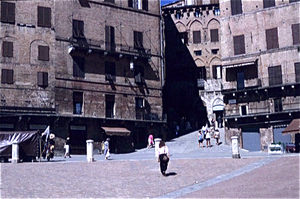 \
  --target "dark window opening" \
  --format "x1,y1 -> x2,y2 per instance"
268,65 -> 282,86
37,72 -> 48,88
212,49 -> 219,54
38,6 -> 51,27
241,105 -> 247,115
105,95 -> 115,118
210,29 -> 219,42
134,31 -> 143,50
38,45 -> 49,61
134,65 -> 145,84
266,28 -> 279,50
179,32 -> 188,44
73,20 -> 84,38
1,2 -> 15,24
135,97 -> 145,119
1,69 -> 13,84
73,92 -> 83,115
105,61 -> 116,82
233,35 -> 245,55
104,0 -> 115,3
237,71 -> 245,90
231,0 -> 242,15
2,41 -> 13,57
213,65 -> 222,79
274,98 -> 283,112
194,50 -> 202,56
73,56 -> 85,78
193,31 -> 201,44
